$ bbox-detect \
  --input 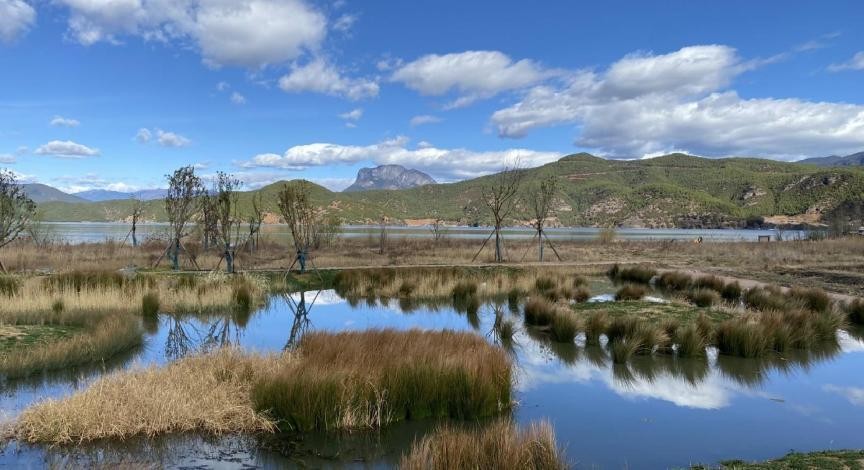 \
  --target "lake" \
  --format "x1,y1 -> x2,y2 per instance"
2,277 -> 862,468
39,222 -> 800,244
